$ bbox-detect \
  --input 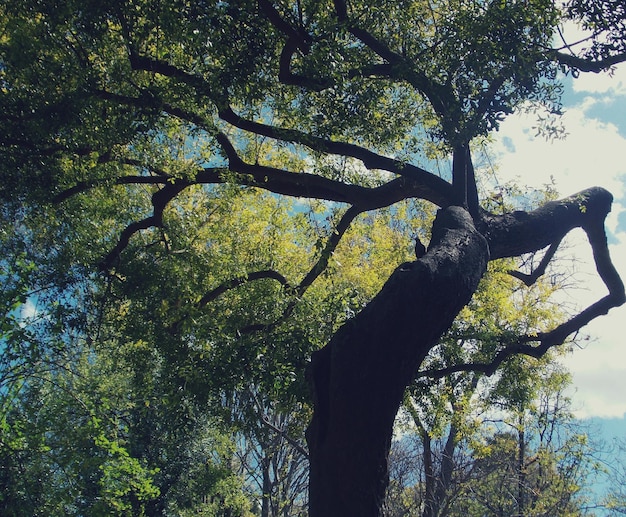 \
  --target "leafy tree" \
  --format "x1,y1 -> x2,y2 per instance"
386,362 -> 596,517
1,1 -> 626,515
455,367 -> 593,517
0,289 -> 255,517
